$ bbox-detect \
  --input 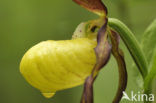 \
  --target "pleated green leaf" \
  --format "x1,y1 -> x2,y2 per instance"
141,19 -> 156,66
142,19 -> 156,102
144,48 -> 156,103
